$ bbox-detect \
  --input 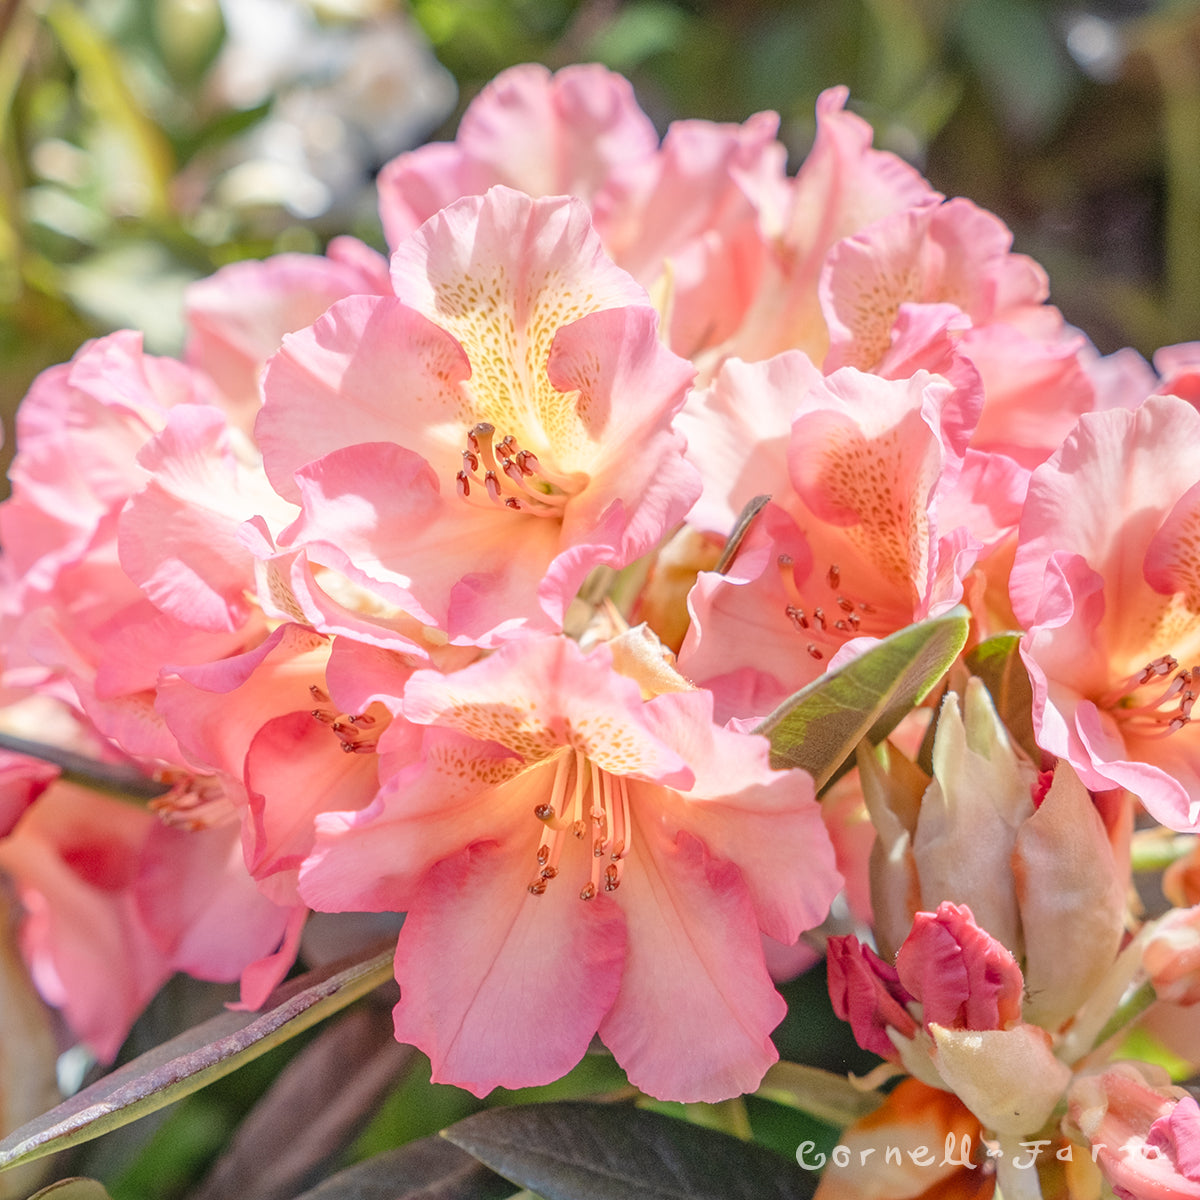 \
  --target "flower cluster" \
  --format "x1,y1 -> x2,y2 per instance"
4,61 -> 1200,1196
